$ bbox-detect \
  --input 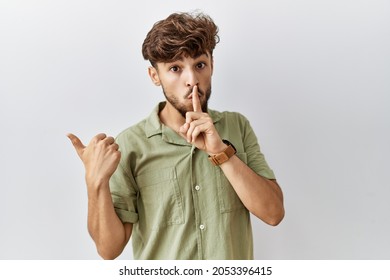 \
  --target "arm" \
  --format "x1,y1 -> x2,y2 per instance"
67,133 -> 132,259
86,178 -> 133,259
179,86 -> 284,226
218,153 -> 284,225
